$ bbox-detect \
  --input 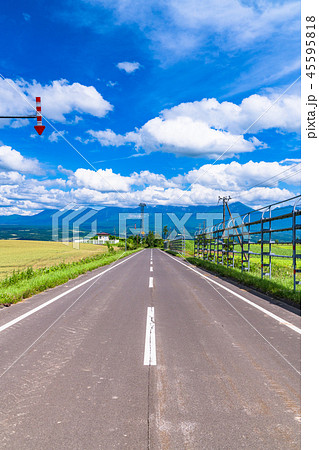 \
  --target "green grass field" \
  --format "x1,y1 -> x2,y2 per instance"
174,240 -> 301,304
186,240 -> 300,287
0,240 -> 110,280
0,241 -> 142,305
